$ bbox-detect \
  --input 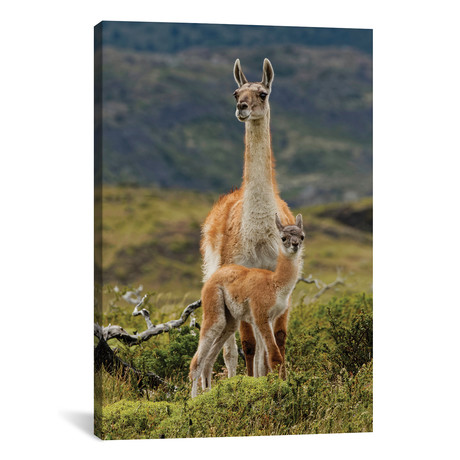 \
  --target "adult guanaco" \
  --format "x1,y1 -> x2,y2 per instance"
200,59 -> 298,378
